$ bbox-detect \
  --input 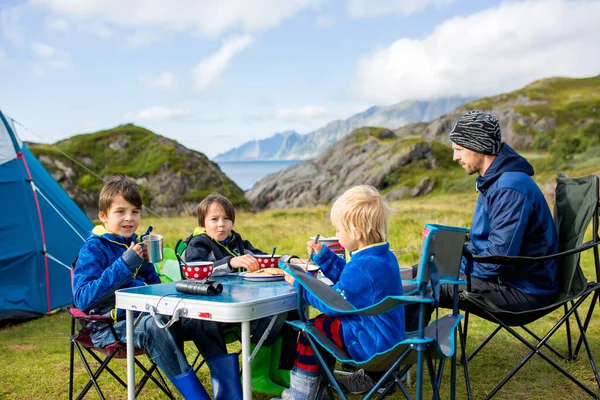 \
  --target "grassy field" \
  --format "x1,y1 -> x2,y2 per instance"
1,192 -> 599,399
